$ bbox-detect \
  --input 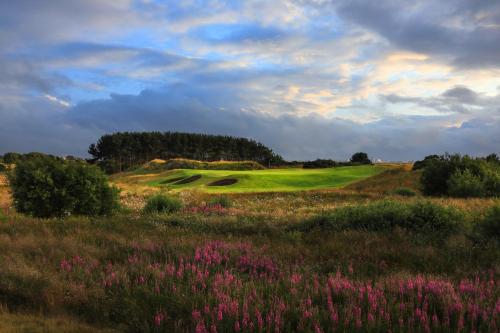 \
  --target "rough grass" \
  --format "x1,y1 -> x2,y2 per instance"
0,210 -> 499,332
141,158 -> 265,171
345,163 -> 422,194
0,310 -> 116,333
114,165 -> 386,193
2,166 -> 500,331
